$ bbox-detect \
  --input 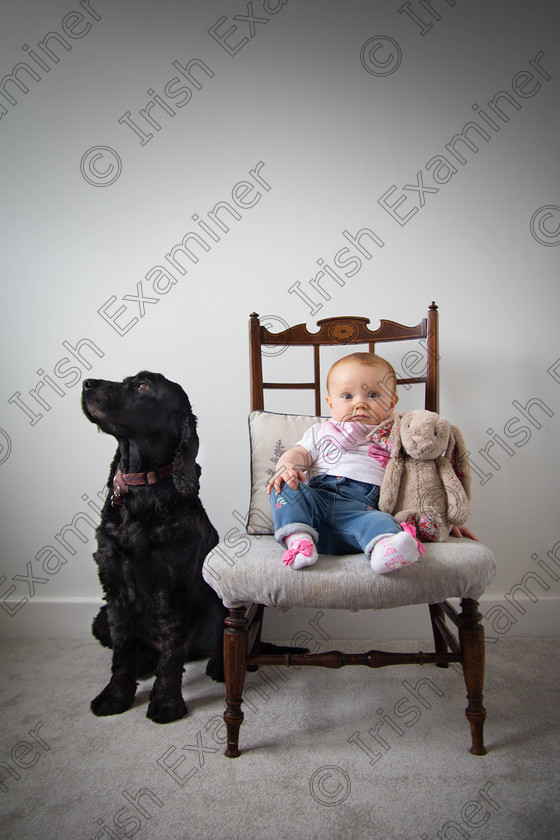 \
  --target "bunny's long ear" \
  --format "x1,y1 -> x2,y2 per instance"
172,403 -> 201,498
378,413 -> 405,514
446,425 -> 471,500
389,412 -> 404,458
